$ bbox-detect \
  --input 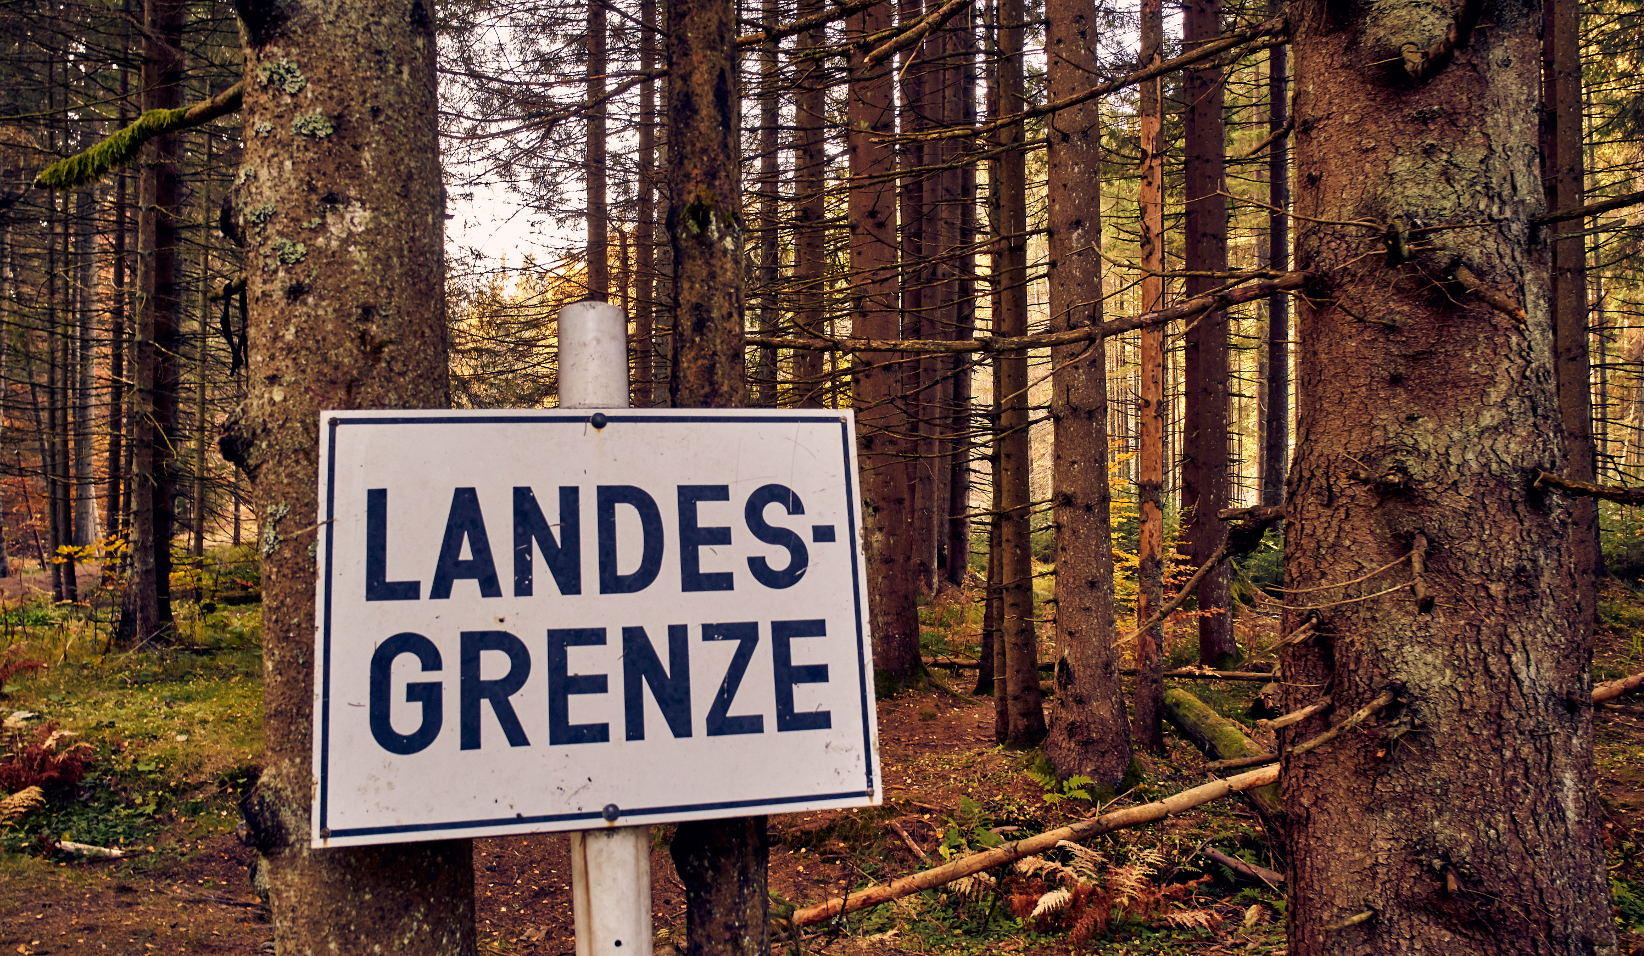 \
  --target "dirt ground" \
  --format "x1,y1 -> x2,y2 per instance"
0,690 -> 1029,956
1,614 -> 1641,955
